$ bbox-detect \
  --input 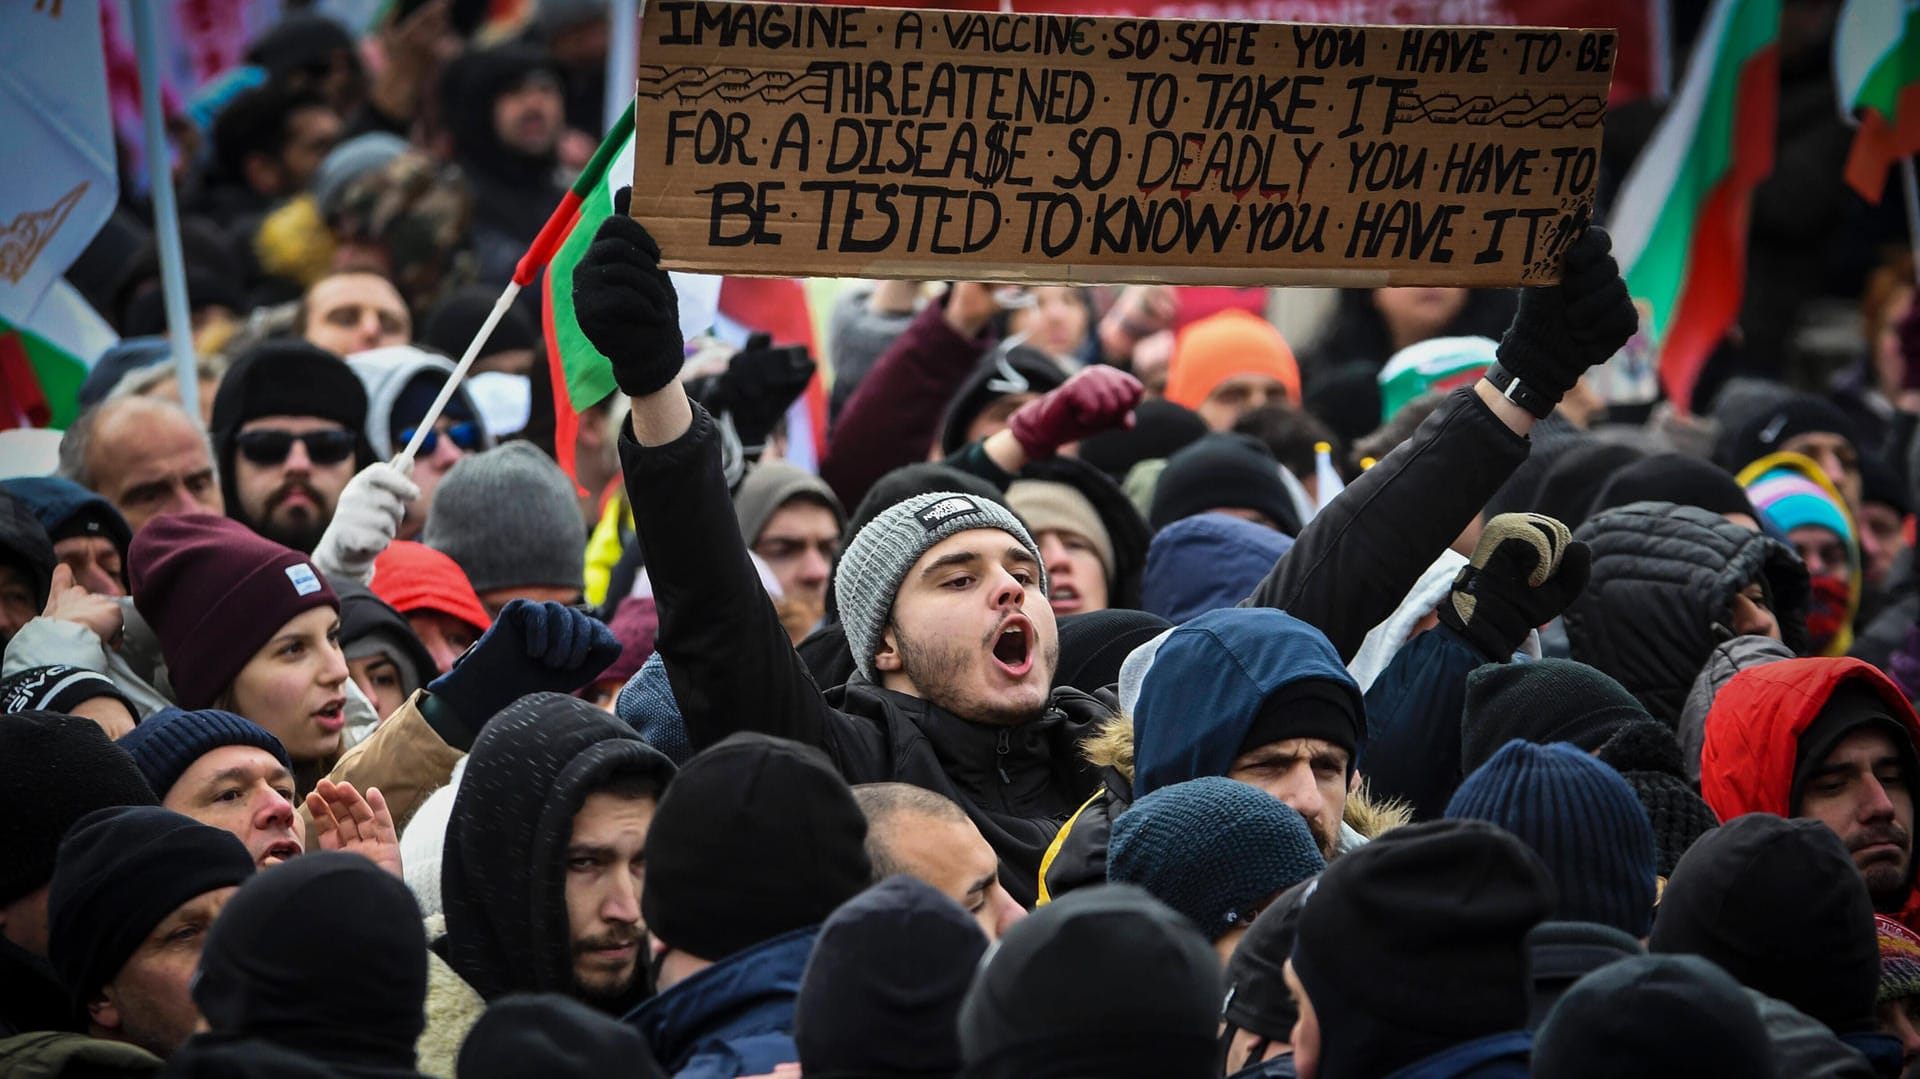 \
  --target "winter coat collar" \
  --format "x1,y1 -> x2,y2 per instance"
626,927 -> 815,1075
